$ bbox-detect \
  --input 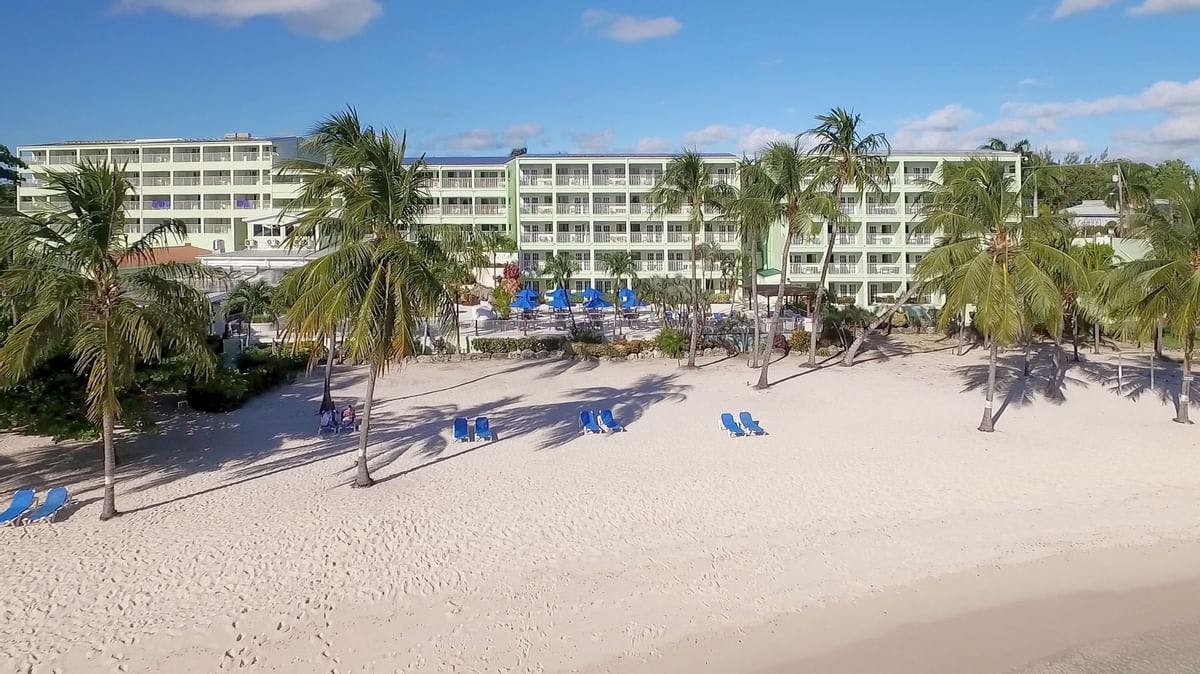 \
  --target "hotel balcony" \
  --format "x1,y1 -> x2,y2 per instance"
838,203 -> 860,216
904,173 -> 931,185
667,260 -> 694,272
143,198 -> 172,210
833,233 -> 860,245
867,263 -> 902,276
907,233 -> 934,245
905,203 -> 928,215
202,150 -> 232,162
443,204 -> 473,215
519,175 -> 554,187
203,174 -> 232,186
666,232 -> 689,244
520,232 -> 555,244
233,174 -> 260,185
631,231 -> 664,243
628,202 -> 660,215
828,263 -> 860,275
906,262 -> 921,274
204,198 -> 233,210
175,199 -> 202,210
792,234 -> 824,246
557,232 -> 590,244
174,151 -> 202,163
866,233 -> 897,246
556,175 -> 590,187
866,203 -> 899,215
48,153 -> 77,165
704,231 -> 738,244
557,203 -> 589,215
788,263 -> 822,275
233,151 -> 260,162
593,232 -> 629,244
474,177 -> 505,189
174,175 -> 202,186
710,174 -> 737,186
592,202 -> 628,215
476,203 -> 505,215
234,198 -> 260,210
80,151 -> 108,164
443,177 -> 472,188
592,174 -> 627,186
629,174 -> 661,187
143,152 -> 172,164
633,260 -> 665,272
520,203 -> 554,215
